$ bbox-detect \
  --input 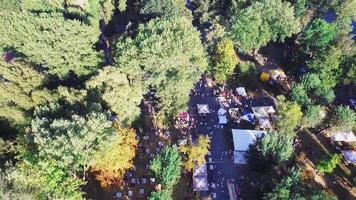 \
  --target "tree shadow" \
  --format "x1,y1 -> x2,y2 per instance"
298,130 -> 356,199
